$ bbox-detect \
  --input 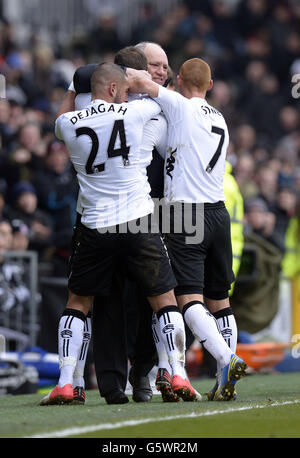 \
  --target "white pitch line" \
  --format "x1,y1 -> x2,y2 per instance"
26,399 -> 300,438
